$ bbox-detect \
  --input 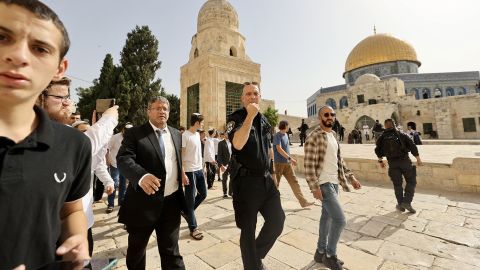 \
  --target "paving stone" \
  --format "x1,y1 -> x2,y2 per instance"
269,240 -> 315,269
339,229 -> 362,244
413,201 -> 448,212
178,230 -> 221,255
302,219 -> 320,235
446,206 -> 480,219
379,260 -> 428,270
377,241 -> 435,267
337,243 -> 383,270
457,201 -> 480,211
205,221 -> 240,241
279,229 -> 317,254
401,217 -> 428,233
371,214 -> 405,226
433,257 -> 479,270
418,209 -> 466,226
263,255 -> 296,270
183,254 -> 214,270
351,236 -> 384,254
424,221 -> 480,247
195,241 -> 241,268
359,219 -> 389,237
344,213 -> 370,232
285,213 -> 316,230
464,217 -> 480,230
343,202 -> 378,216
